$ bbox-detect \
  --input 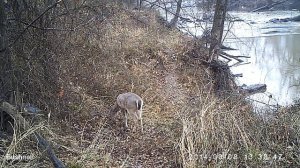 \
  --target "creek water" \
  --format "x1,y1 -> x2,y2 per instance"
179,10 -> 300,106
225,11 -> 300,106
